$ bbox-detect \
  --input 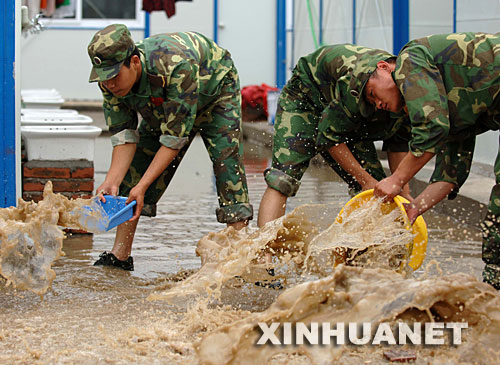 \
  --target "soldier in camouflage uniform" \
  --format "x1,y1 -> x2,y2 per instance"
258,44 -> 412,227
87,24 -> 253,270
366,32 -> 500,289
